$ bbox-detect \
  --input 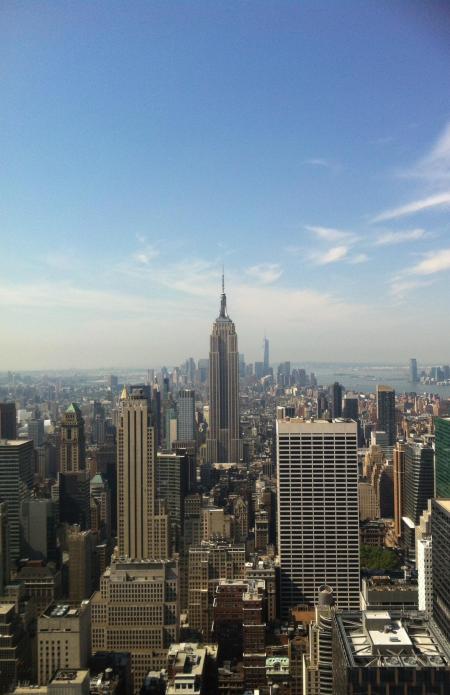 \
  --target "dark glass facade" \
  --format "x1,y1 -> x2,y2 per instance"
432,499 -> 450,641
435,417 -> 450,498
